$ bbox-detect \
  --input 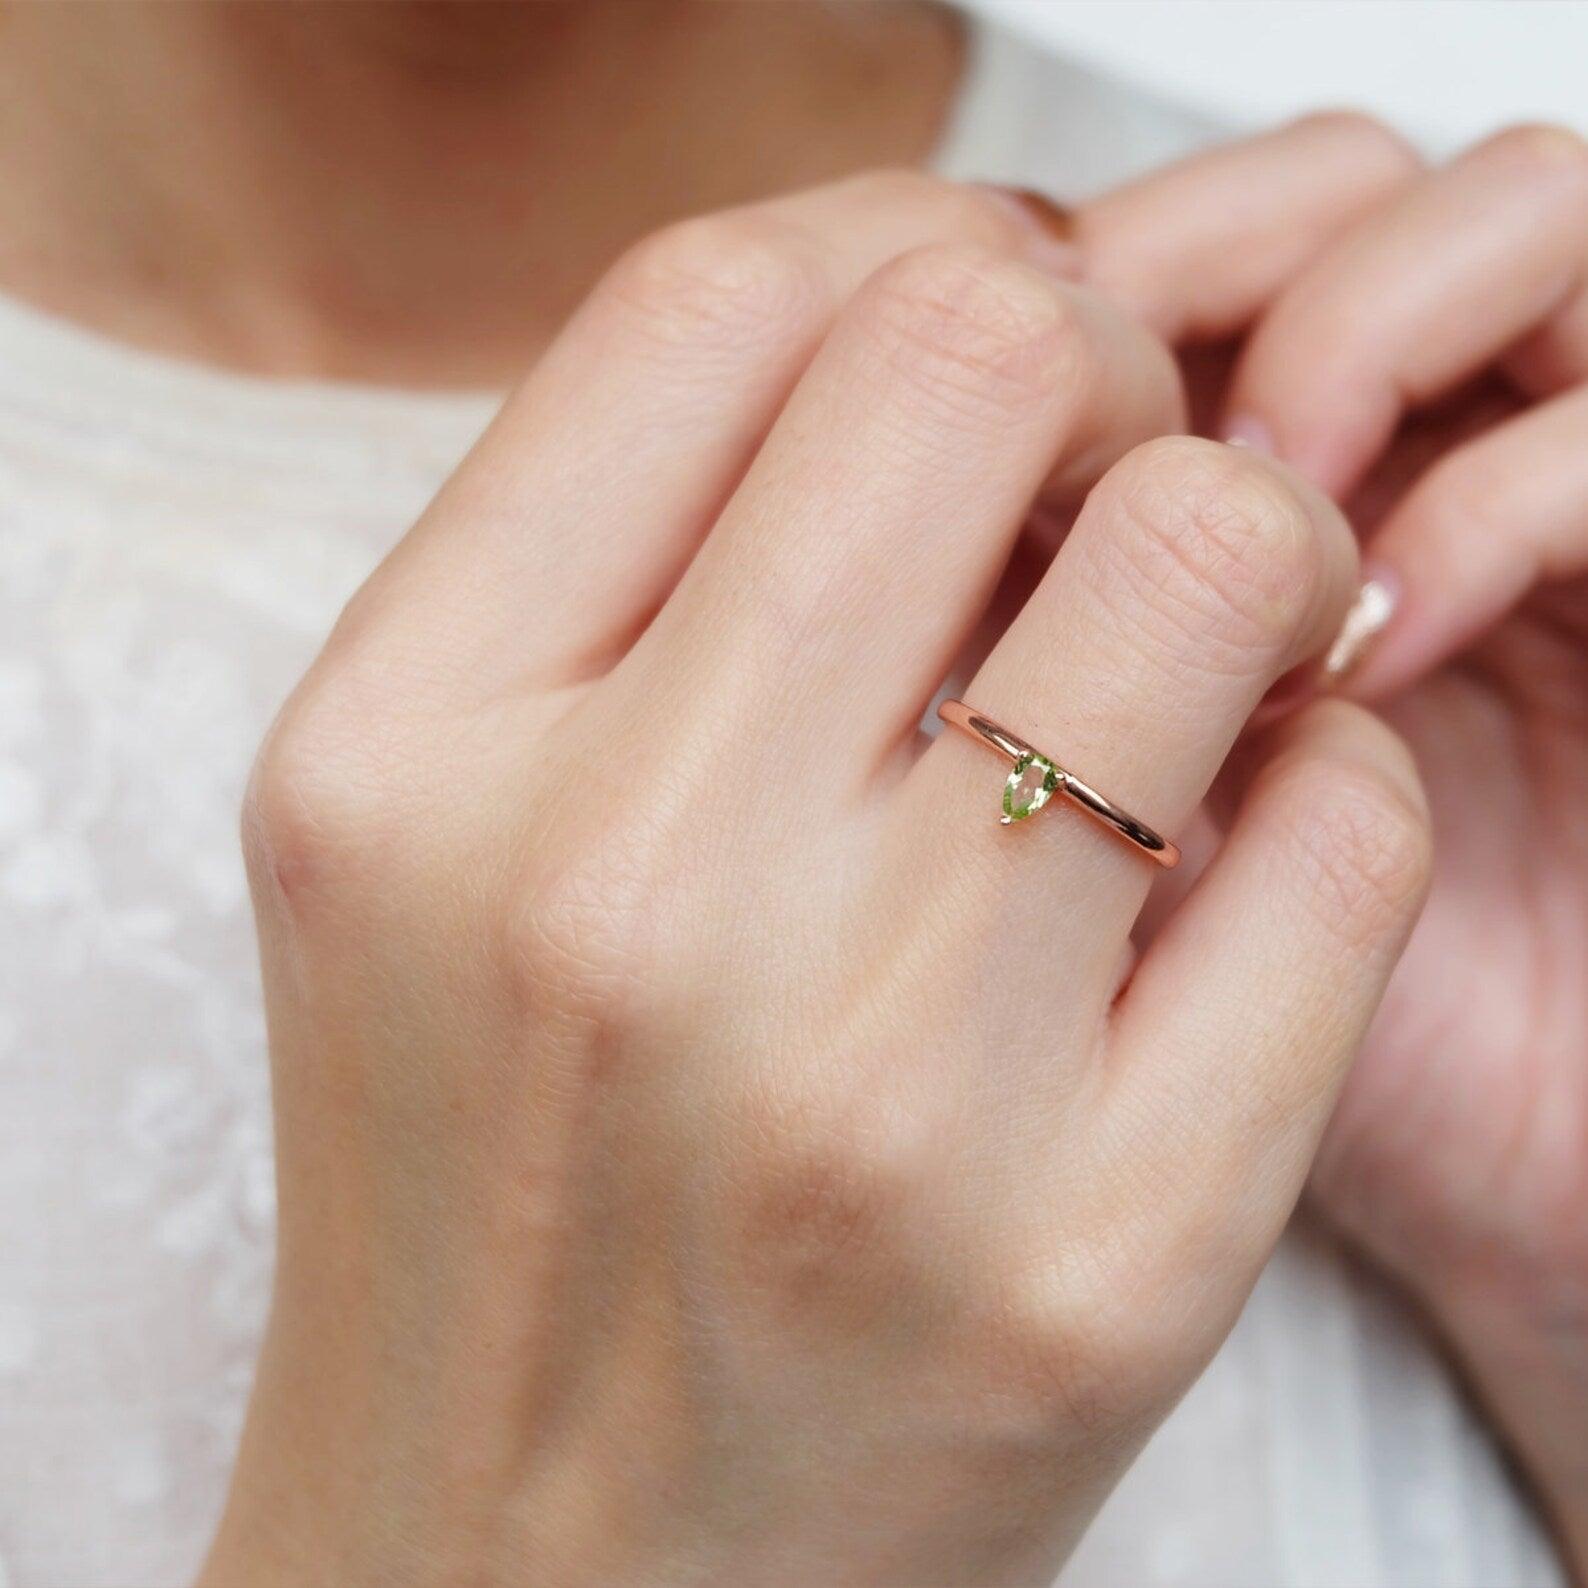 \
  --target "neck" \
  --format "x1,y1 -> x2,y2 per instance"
0,1 -> 962,386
